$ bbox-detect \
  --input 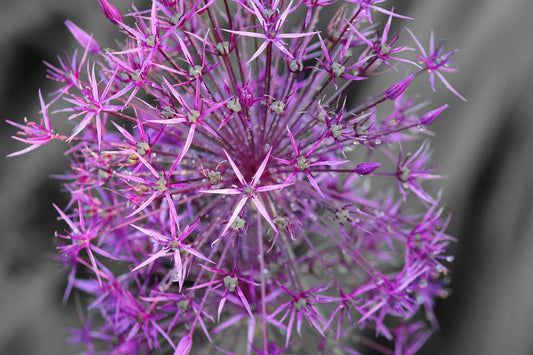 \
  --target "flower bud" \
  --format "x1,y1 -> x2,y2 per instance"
97,0 -> 123,25
385,74 -> 415,100
420,104 -> 449,126
355,162 -> 381,175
